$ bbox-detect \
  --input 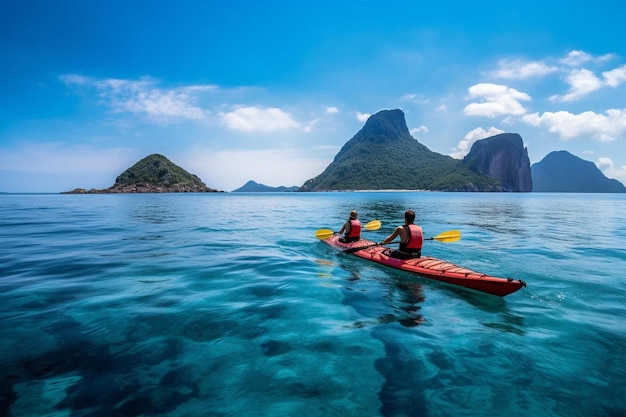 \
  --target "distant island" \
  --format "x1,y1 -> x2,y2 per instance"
59,110 -> 626,194
63,154 -> 222,193
299,109 -> 624,193
531,151 -> 626,193
232,180 -> 299,192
